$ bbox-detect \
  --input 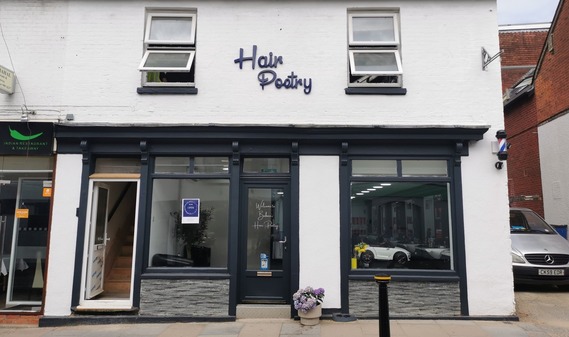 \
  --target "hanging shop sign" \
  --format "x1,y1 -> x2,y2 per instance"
234,45 -> 313,94
0,122 -> 54,155
0,65 -> 15,95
